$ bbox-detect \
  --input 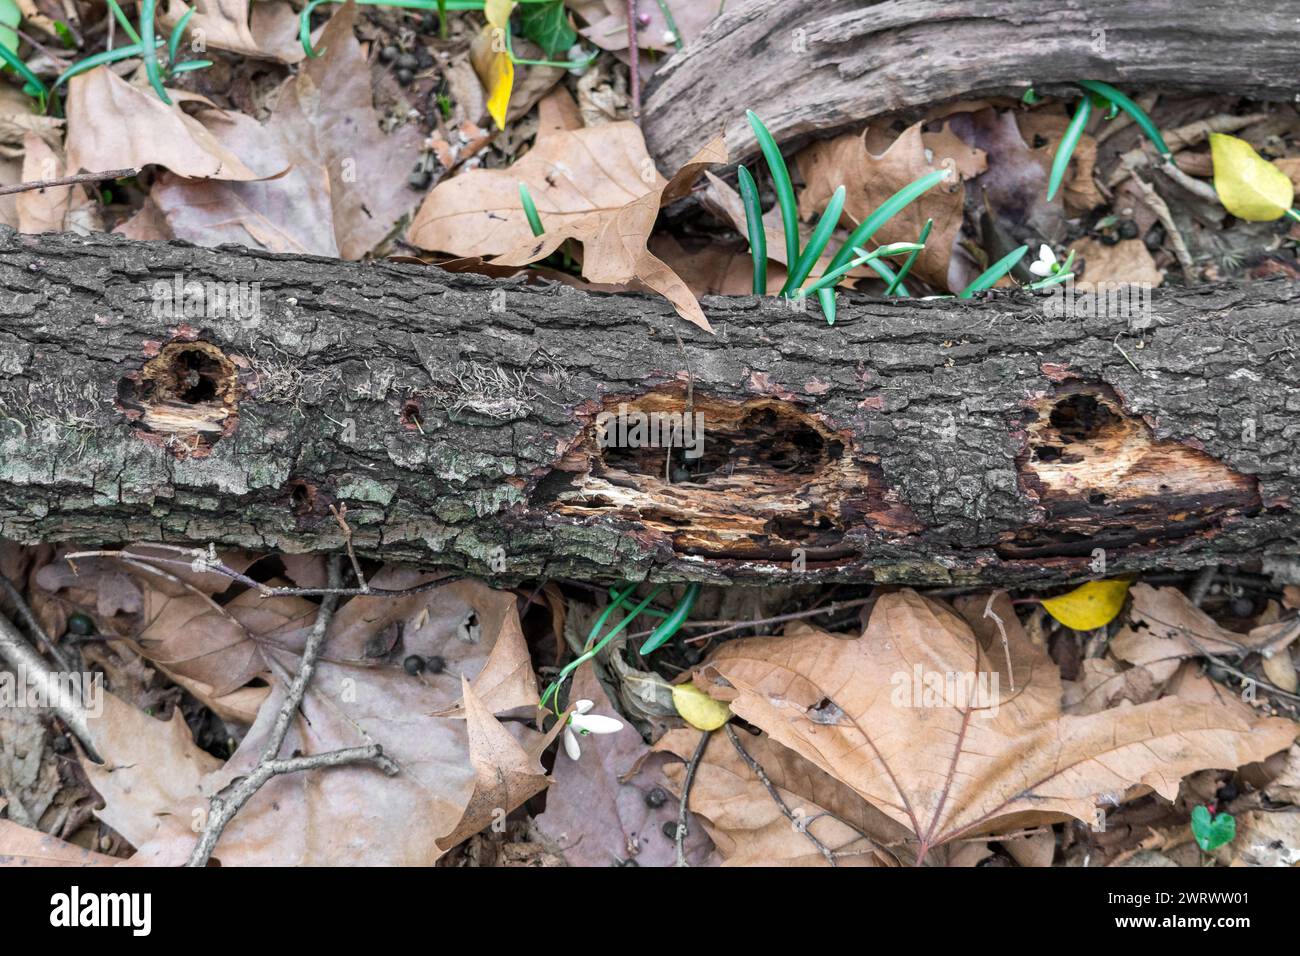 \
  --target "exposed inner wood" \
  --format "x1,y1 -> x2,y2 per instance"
114,341 -> 240,458
545,386 -> 918,560
1003,384 -> 1261,559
